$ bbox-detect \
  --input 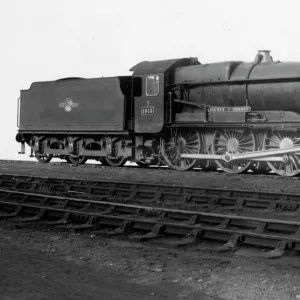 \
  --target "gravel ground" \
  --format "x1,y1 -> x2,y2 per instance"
1,159 -> 300,193
1,160 -> 300,300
